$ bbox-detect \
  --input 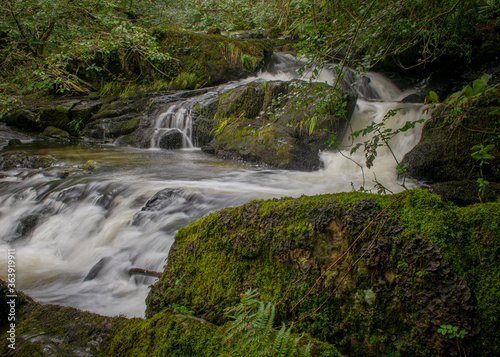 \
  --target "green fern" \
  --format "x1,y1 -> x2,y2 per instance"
223,289 -> 310,357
